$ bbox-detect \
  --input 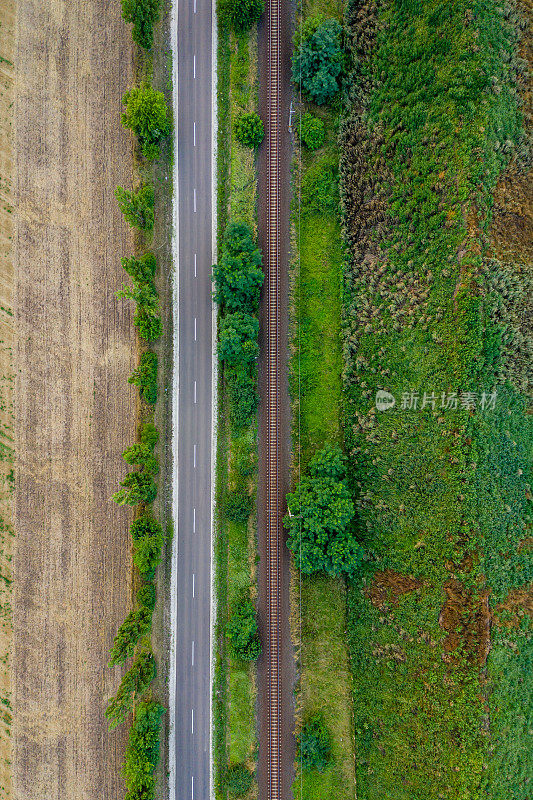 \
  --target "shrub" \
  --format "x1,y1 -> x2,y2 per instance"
122,701 -> 165,800
284,443 -> 361,577
227,599 -> 261,661
117,278 -> 159,316
135,309 -> 163,341
234,112 -> 264,148
297,112 -> 325,150
109,606 -> 153,665
137,582 -> 156,611
105,649 -> 156,729
121,0 -> 161,50
140,422 -> 159,450
227,371 -> 258,429
292,18 -> 343,105
122,252 -> 157,283
298,716 -> 331,772
122,443 -> 159,476
131,516 -> 164,580
115,184 -> 155,230
226,763 -> 253,796
133,535 -> 163,579
121,82 -> 171,159
218,312 -> 259,368
112,470 -> 158,506
213,222 -> 264,313
224,489 -> 253,524
129,352 -> 158,405
218,0 -> 264,33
